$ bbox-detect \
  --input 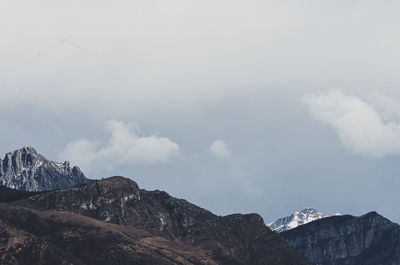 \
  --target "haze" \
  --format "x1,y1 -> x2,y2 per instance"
2,0 -> 400,223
